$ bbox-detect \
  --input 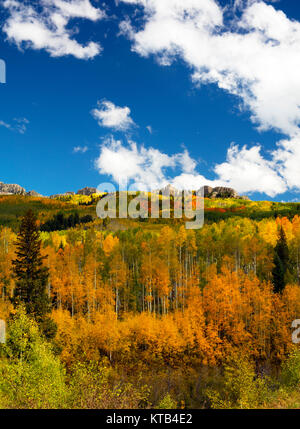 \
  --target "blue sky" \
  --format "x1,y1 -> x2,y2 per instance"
0,0 -> 300,201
